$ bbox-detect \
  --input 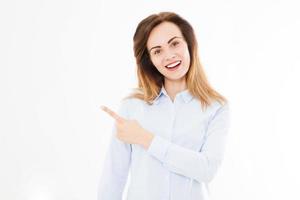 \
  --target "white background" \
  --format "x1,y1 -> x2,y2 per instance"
1,0 -> 300,199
